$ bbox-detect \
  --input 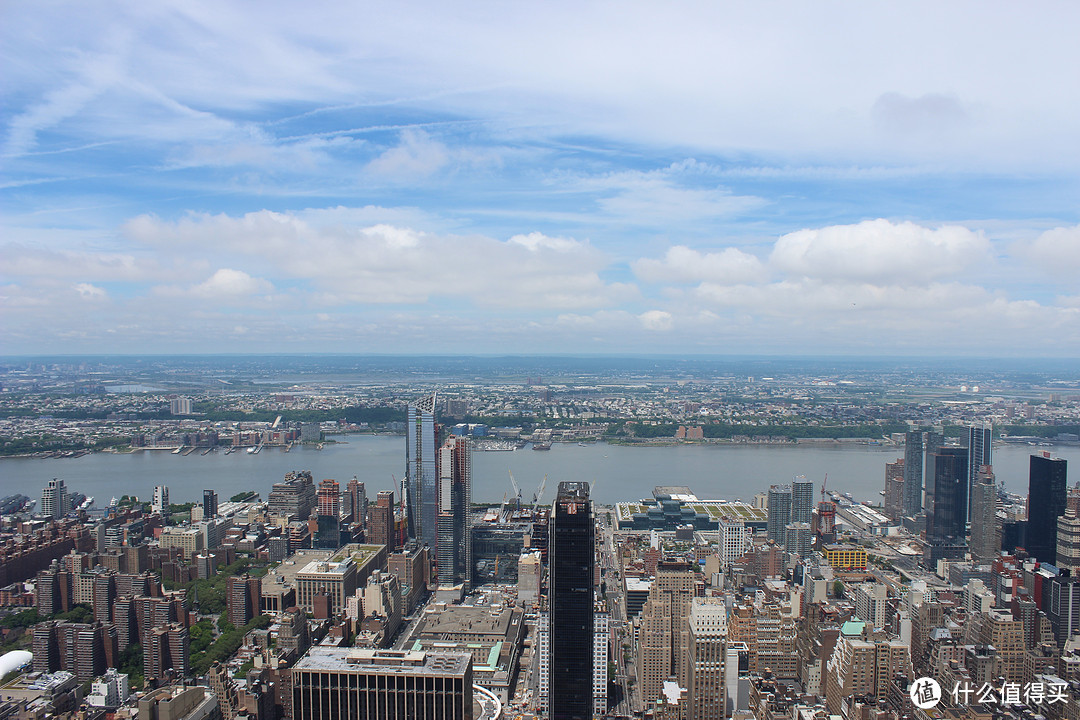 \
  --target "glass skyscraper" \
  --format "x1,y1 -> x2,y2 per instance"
903,430 -> 924,517
1027,453 -> 1068,565
406,393 -> 439,551
436,434 -> 471,588
548,482 -> 594,720
966,424 -> 991,522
